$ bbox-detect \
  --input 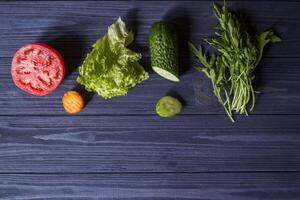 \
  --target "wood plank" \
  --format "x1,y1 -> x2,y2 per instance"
1,115 -> 300,173
0,57 -> 299,115
1,173 -> 300,200
0,1 -> 298,58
